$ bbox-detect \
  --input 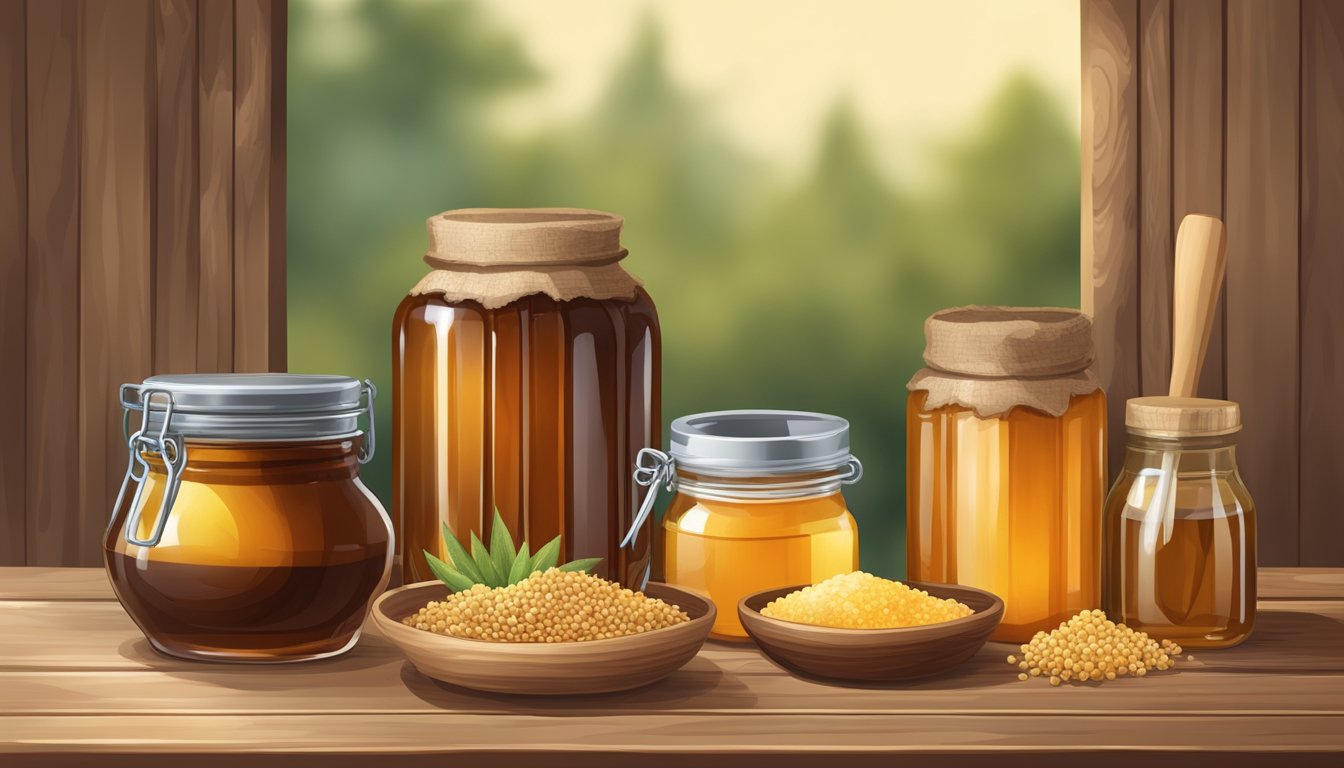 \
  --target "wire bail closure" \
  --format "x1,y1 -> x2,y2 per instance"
357,379 -> 377,464
114,385 -> 187,548
621,448 -> 675,589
